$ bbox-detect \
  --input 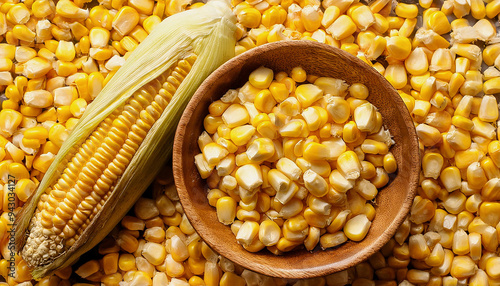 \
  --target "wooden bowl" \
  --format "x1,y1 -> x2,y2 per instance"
173,41 -> 420,279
